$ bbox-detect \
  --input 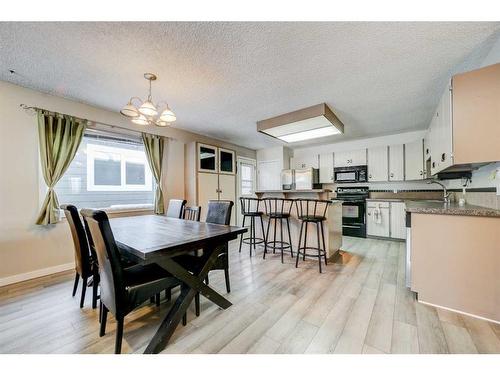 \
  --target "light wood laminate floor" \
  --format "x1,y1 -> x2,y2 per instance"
1,236 -> 499,354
